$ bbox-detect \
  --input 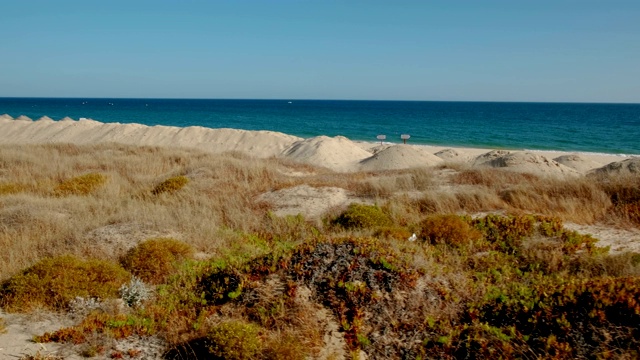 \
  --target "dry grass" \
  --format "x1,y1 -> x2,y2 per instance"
0,143 -> 636,281
0,144 -> 440,280
19,352 -> 64,360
